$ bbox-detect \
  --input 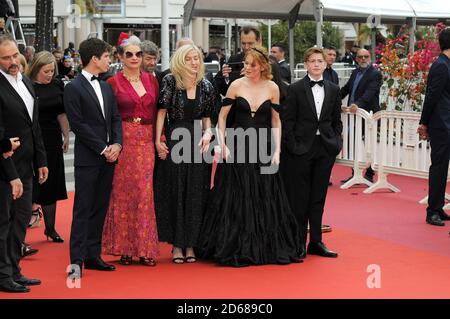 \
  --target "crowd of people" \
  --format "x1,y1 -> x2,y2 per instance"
0,23 -> 449,293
